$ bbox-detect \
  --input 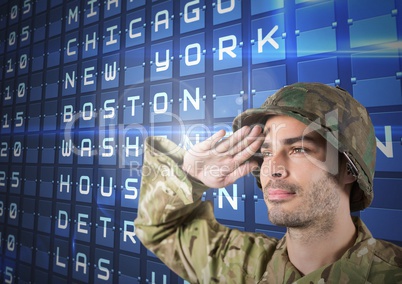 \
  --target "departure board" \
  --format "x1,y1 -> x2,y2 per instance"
0,0 -> 401,283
